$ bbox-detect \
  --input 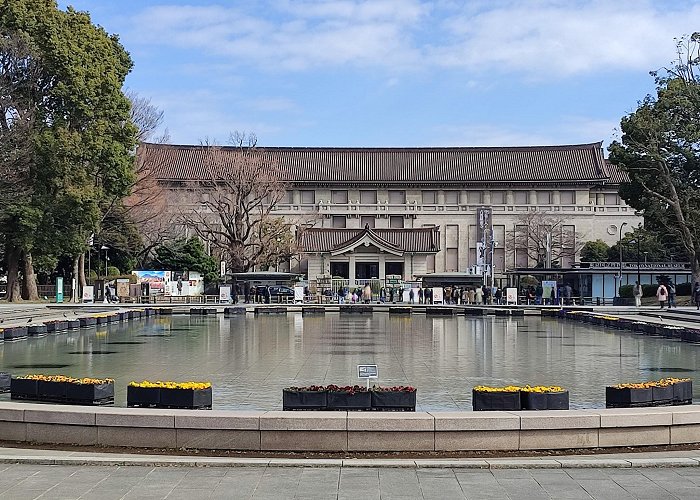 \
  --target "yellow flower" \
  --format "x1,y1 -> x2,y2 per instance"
520,385 -> 566,393
473,385 -> 521,393
128,380 -> 211,390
